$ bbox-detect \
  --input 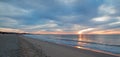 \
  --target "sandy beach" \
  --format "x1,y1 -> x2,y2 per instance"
0,34 -> 20,57
0,34 -> 119,57
0,34 -> 47,57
